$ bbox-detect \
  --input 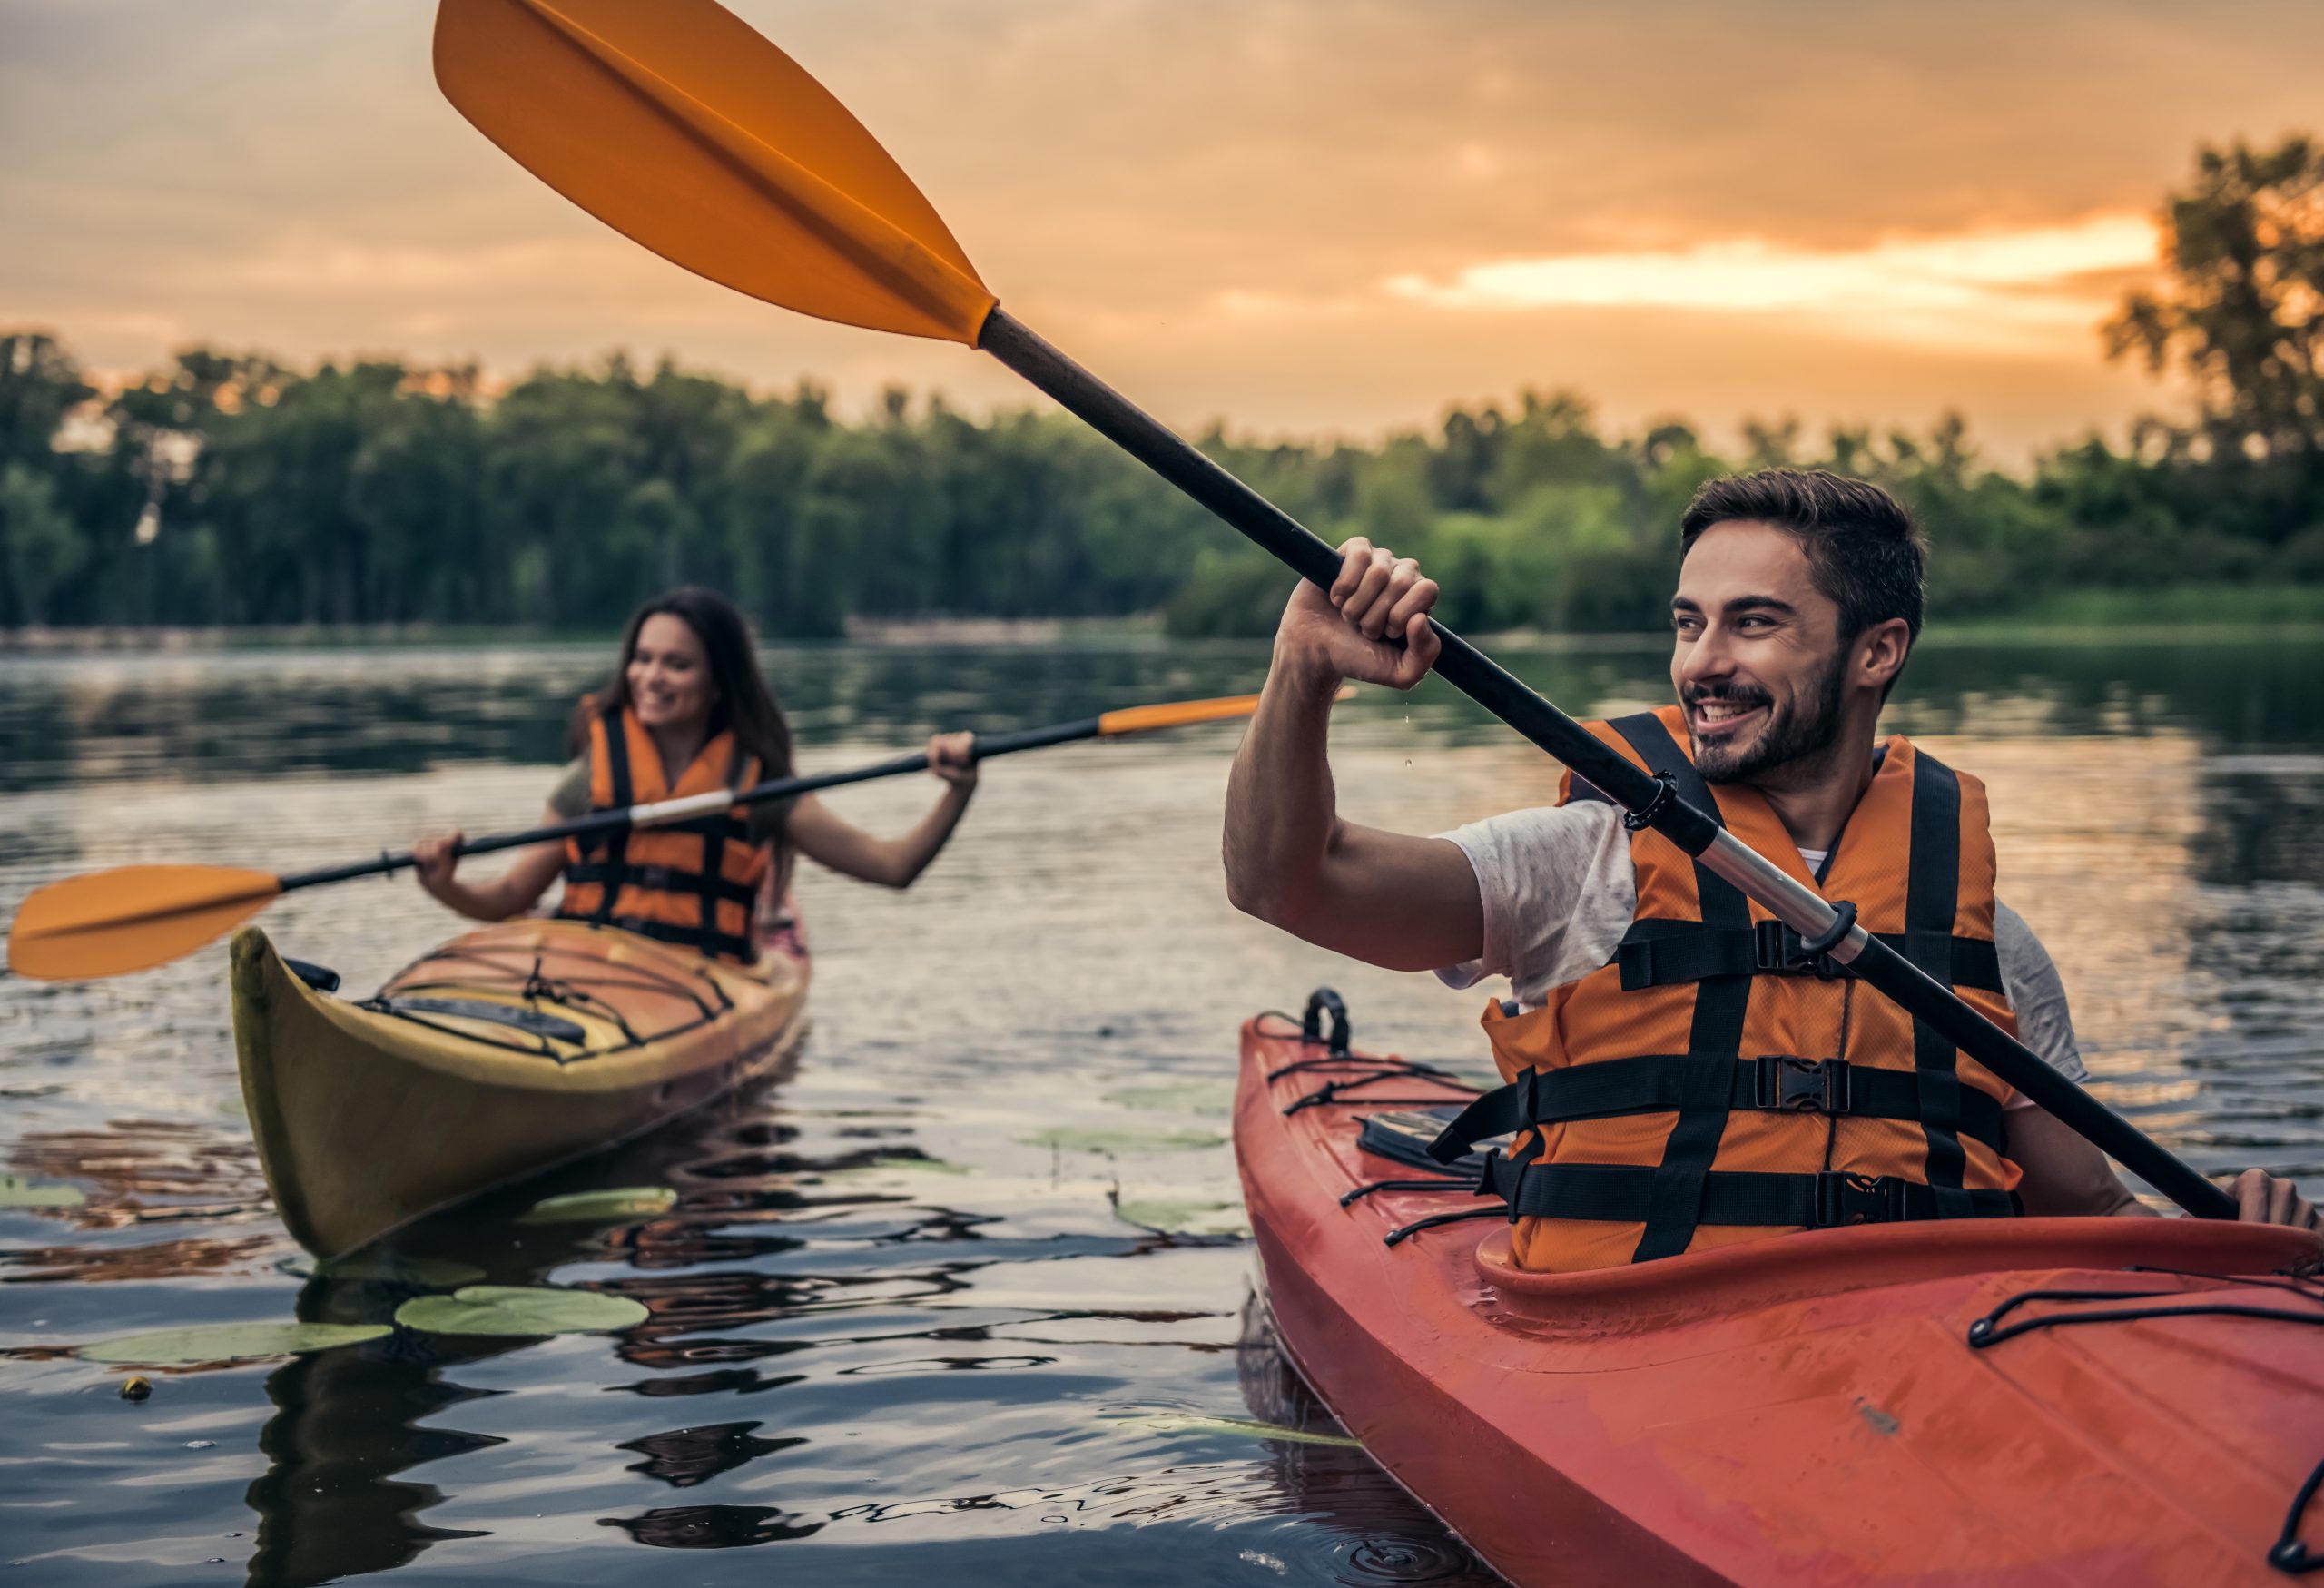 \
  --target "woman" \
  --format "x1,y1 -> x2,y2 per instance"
412,587 -> 976,963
